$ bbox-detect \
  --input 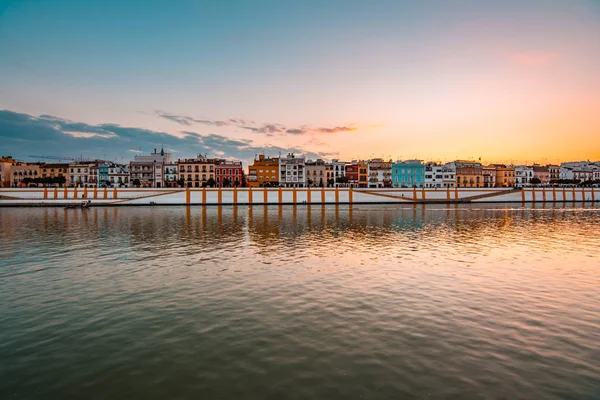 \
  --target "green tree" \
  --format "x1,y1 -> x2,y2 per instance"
530,177 -> 541,185
319,178 -> 324,187
222,177 -> 230,187
132,178 -> 141,187
54,176 -> 66,187
207,177 -> 216,187
176,178 -> 185,187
